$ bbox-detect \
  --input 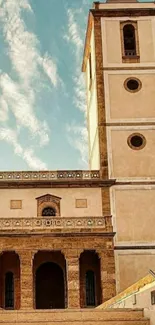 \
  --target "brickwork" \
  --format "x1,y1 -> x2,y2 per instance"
0,234 -> 115,310
94,16 -> 108,179
101,188 -> 111,215
20,251 -> 34,309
